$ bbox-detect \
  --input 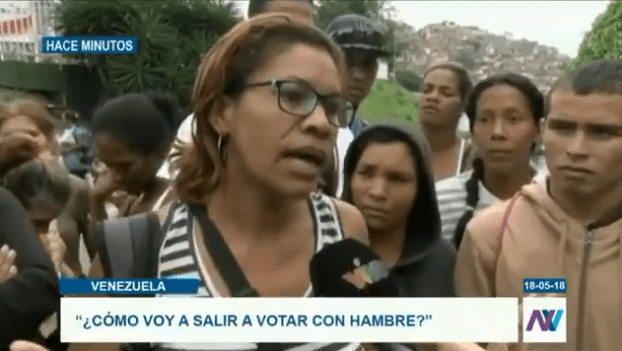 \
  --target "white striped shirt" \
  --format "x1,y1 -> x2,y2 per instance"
153,194 -> 361,351
435,171 -> 500,243
435,164 -> 546,243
